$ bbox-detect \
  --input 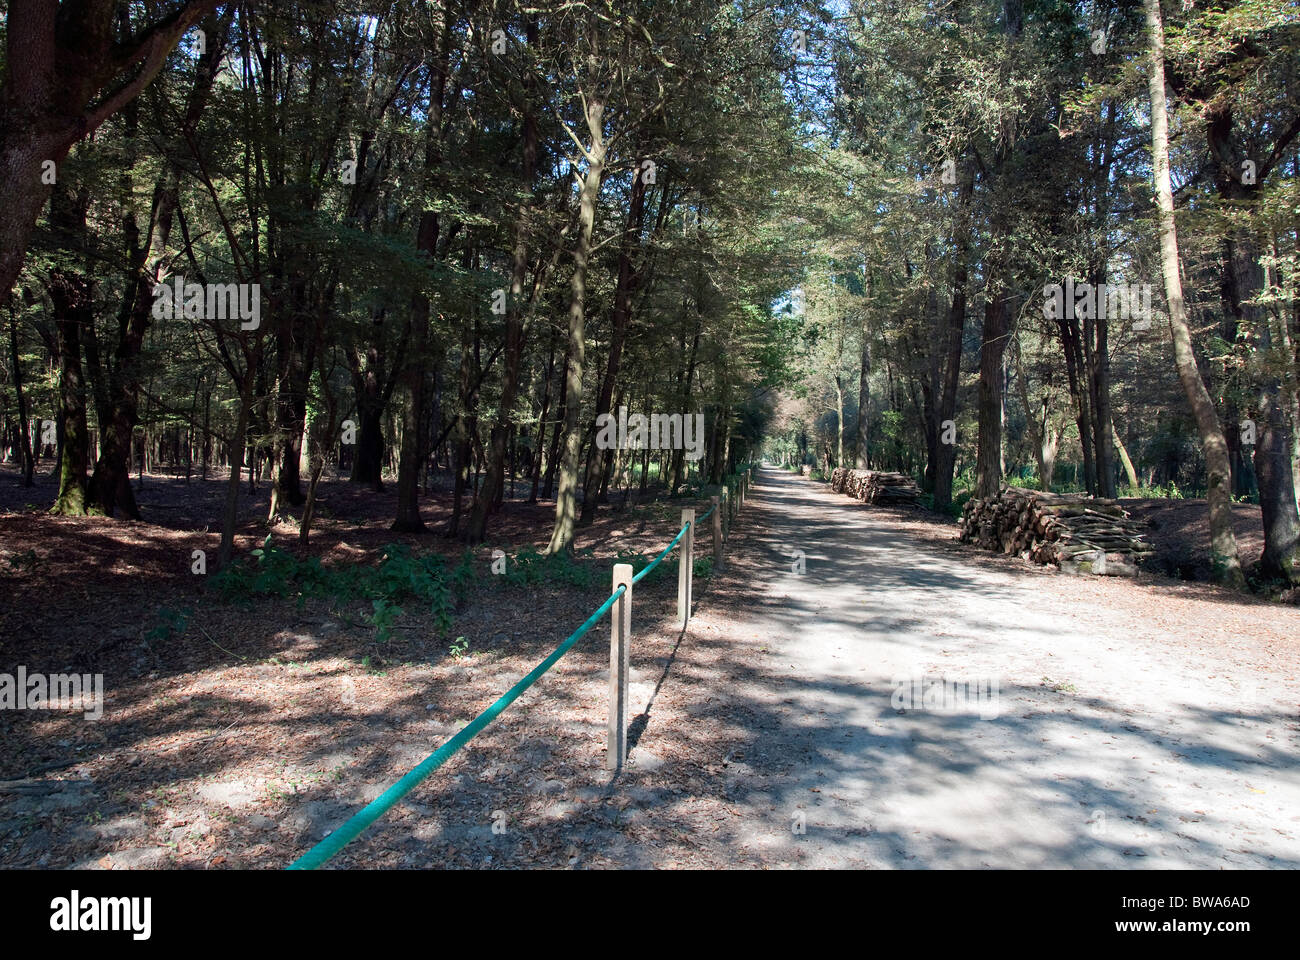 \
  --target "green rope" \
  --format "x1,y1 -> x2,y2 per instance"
631,521 -> 689,585
285,488 -> 746,869
287,583 -> 627,870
